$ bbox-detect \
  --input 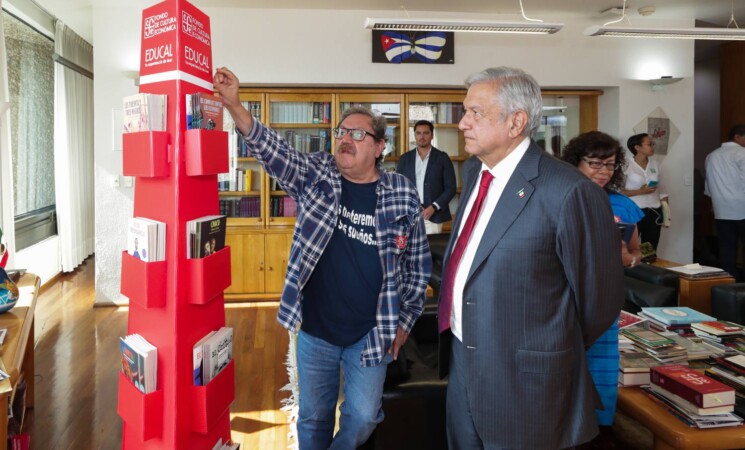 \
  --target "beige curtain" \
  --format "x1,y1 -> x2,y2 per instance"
54,20 -> 94,272
0,0 -> 17,269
